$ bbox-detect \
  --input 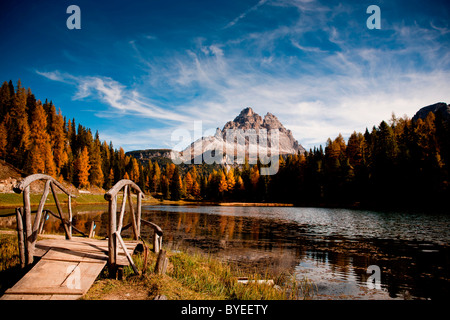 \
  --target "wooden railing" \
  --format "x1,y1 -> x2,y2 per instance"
12,175 -> 164,276
13,174 -> 75,268
105,179 -> 163,277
